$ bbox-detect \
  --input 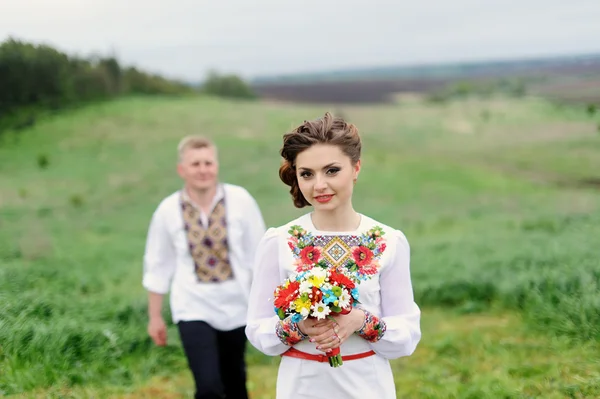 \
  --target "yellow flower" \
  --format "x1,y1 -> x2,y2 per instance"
307,269 -> 325,287
294,297 -> 312,314
308,274 -> 325,287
